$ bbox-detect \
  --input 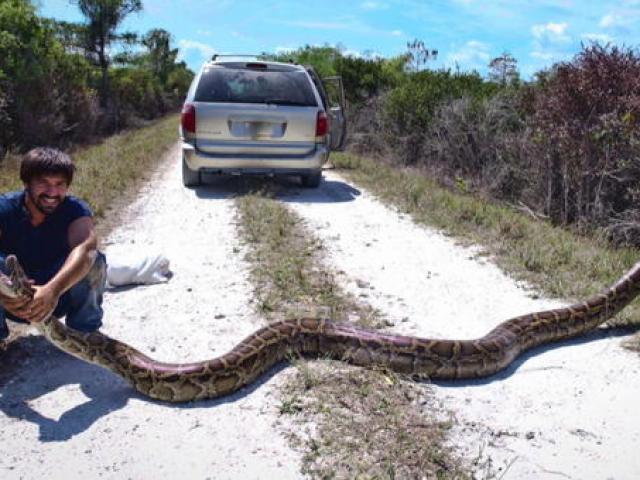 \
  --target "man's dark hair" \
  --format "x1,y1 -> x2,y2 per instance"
20,147 -> 75,185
